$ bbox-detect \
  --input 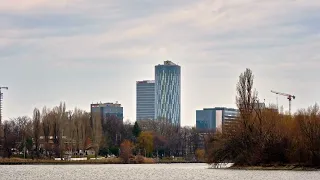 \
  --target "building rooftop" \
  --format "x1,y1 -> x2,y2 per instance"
164,60 -> 176,65
91,102 -> 122,107
156,60 -> 178,66
136,80 -> 155,84
201,107 -> 238,111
